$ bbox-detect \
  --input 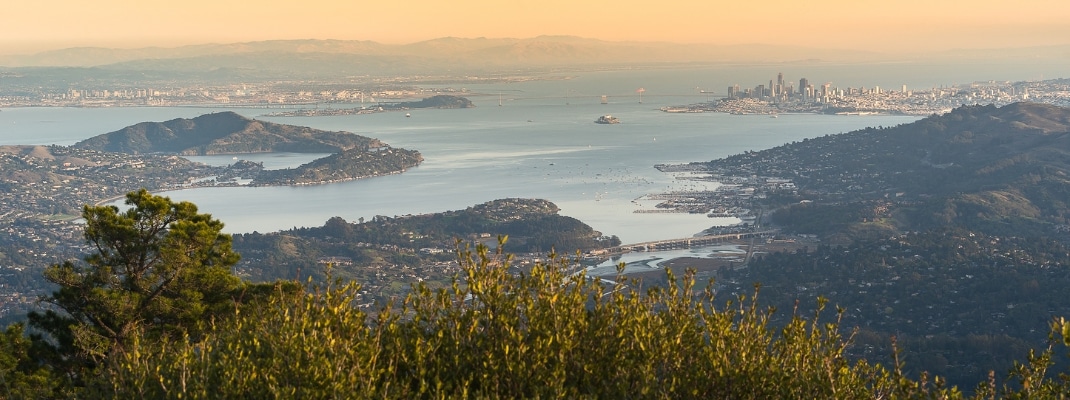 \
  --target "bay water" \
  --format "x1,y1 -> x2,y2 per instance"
11,63 -> 1060,243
